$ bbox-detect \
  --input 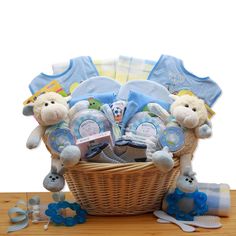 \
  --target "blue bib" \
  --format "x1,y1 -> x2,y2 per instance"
148,55 -> 222,106
29,56 -> 98,95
